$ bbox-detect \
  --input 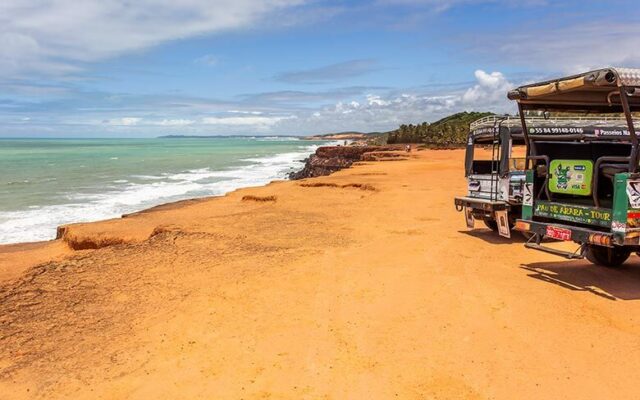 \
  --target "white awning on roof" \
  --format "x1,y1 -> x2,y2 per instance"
507,67 -> 640,112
